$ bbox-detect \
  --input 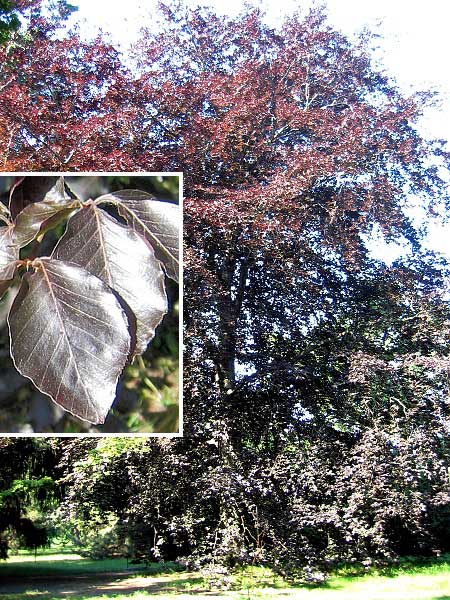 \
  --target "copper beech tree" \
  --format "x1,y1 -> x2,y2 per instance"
0,176 -> 179,424
137,4 -> 449,427
2,1 -> 443,410
1,0 -> 450,572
